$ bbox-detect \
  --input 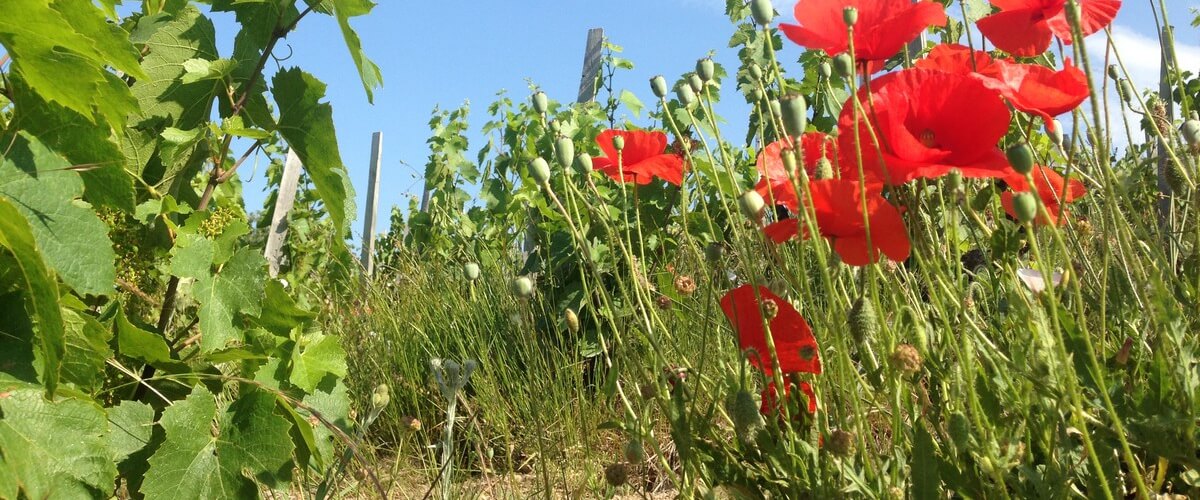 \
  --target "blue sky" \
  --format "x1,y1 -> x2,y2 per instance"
205,0 -> 1198,243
